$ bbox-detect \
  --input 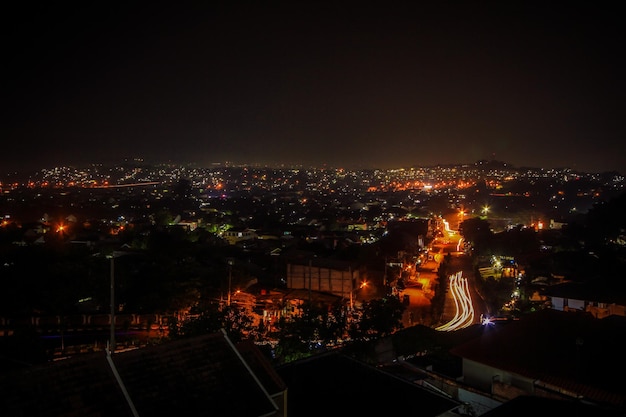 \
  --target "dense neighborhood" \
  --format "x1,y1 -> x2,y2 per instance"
1,160 -> 625,416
